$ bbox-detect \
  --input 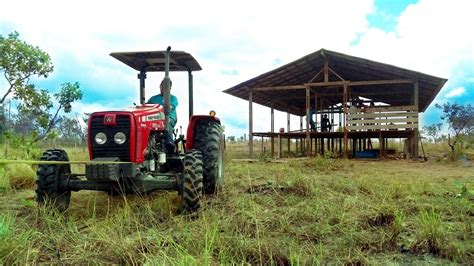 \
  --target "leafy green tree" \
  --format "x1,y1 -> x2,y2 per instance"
7,83 -> 83,143
435,102 -> 474,152
0,31 -> 53,139
29,82 -> 83,142
422,123 -> 443,143
1,31 -> 83,142
0,31 -> 53,104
